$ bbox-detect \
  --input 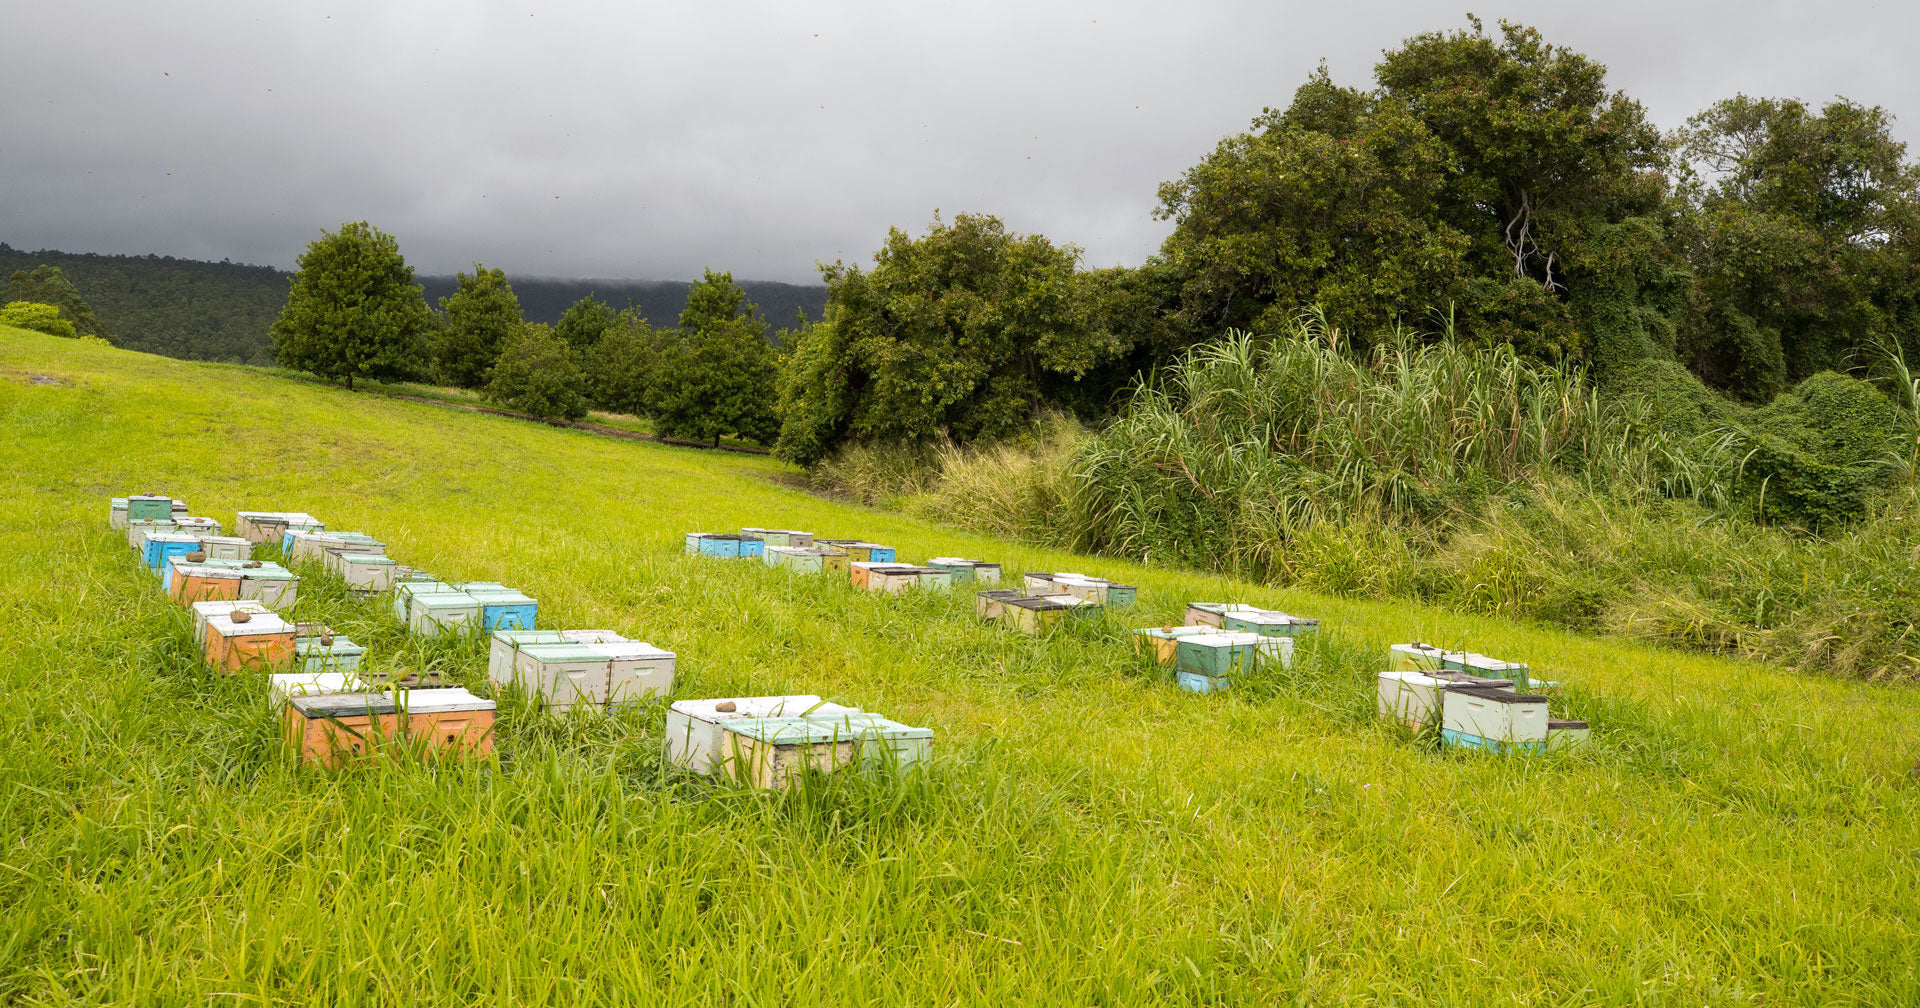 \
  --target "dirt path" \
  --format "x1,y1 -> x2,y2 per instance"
376,392 -> 773,455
